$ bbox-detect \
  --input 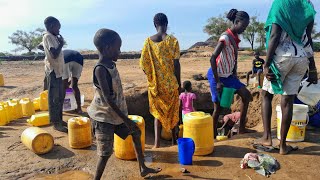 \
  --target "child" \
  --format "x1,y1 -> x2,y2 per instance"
42,16 -> 67,133
207,9 -> 252,138
62,49 -> 84,113
140,13 -> 181,148
246,51 -> 265,87
87,28 -> 161,180
179,81 -> 196,119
